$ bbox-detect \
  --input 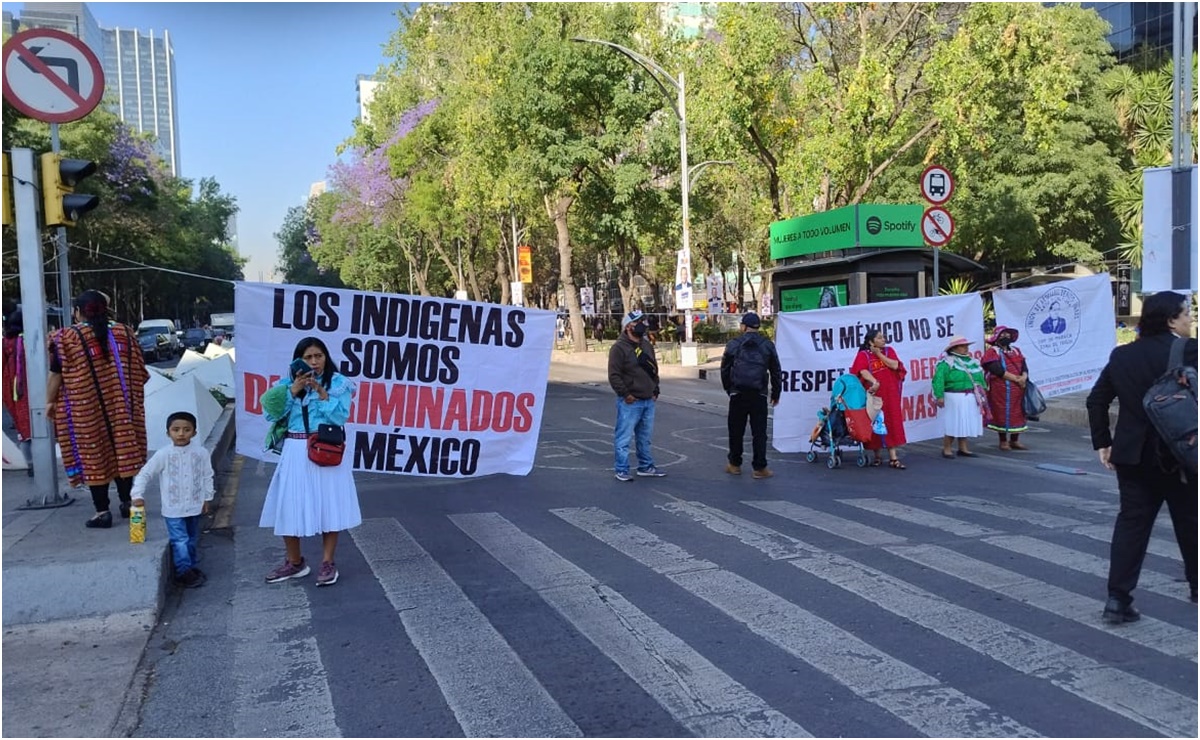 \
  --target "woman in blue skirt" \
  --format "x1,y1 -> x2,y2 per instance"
259,336 -> 360,587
